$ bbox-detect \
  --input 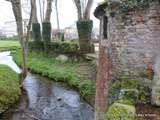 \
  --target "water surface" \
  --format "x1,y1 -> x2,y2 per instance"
0,51 -> 94,120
